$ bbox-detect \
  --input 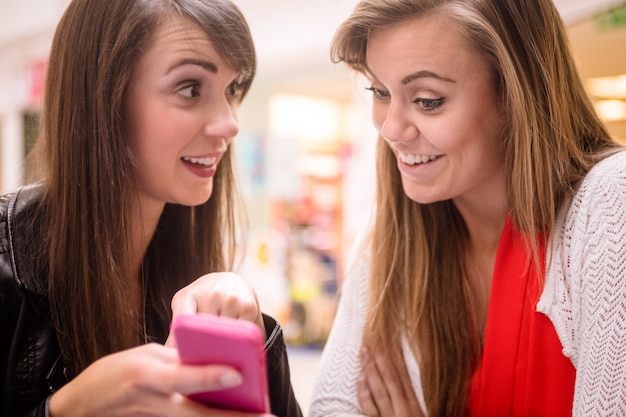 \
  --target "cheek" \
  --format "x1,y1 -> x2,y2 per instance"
131,106 -> 179,155
371,105 -> 385,132
126,100 -> 155,155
